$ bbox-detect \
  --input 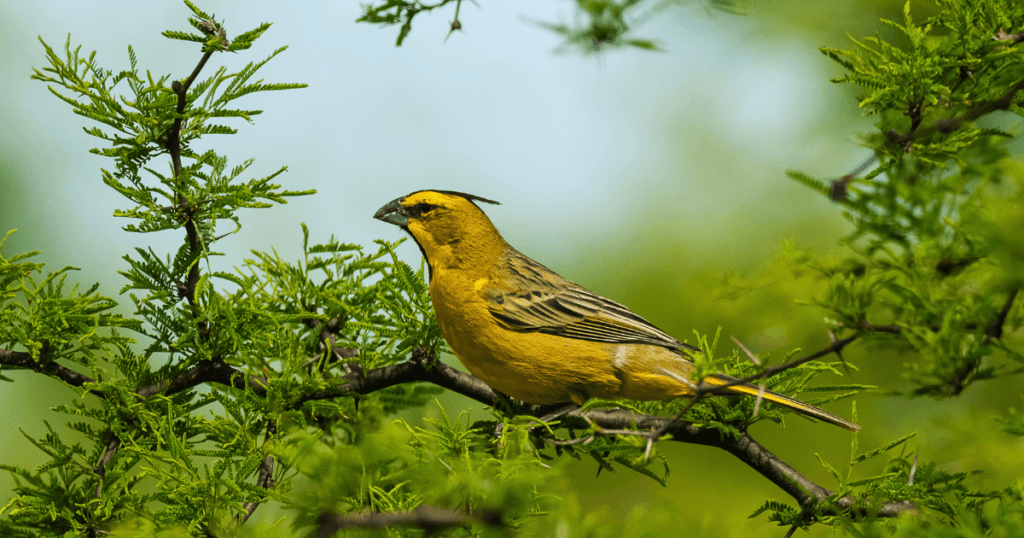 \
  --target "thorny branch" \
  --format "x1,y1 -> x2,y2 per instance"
886,75 -> 1024,150
830,31 -> 1024,203
167,20 -> 218,308
445,0 -> 463,42
0,348 -> 97,387
71,22 -> 228,508
559,408 -> 916,518
0,333 -> 920,520
856,287 -> 1018,394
